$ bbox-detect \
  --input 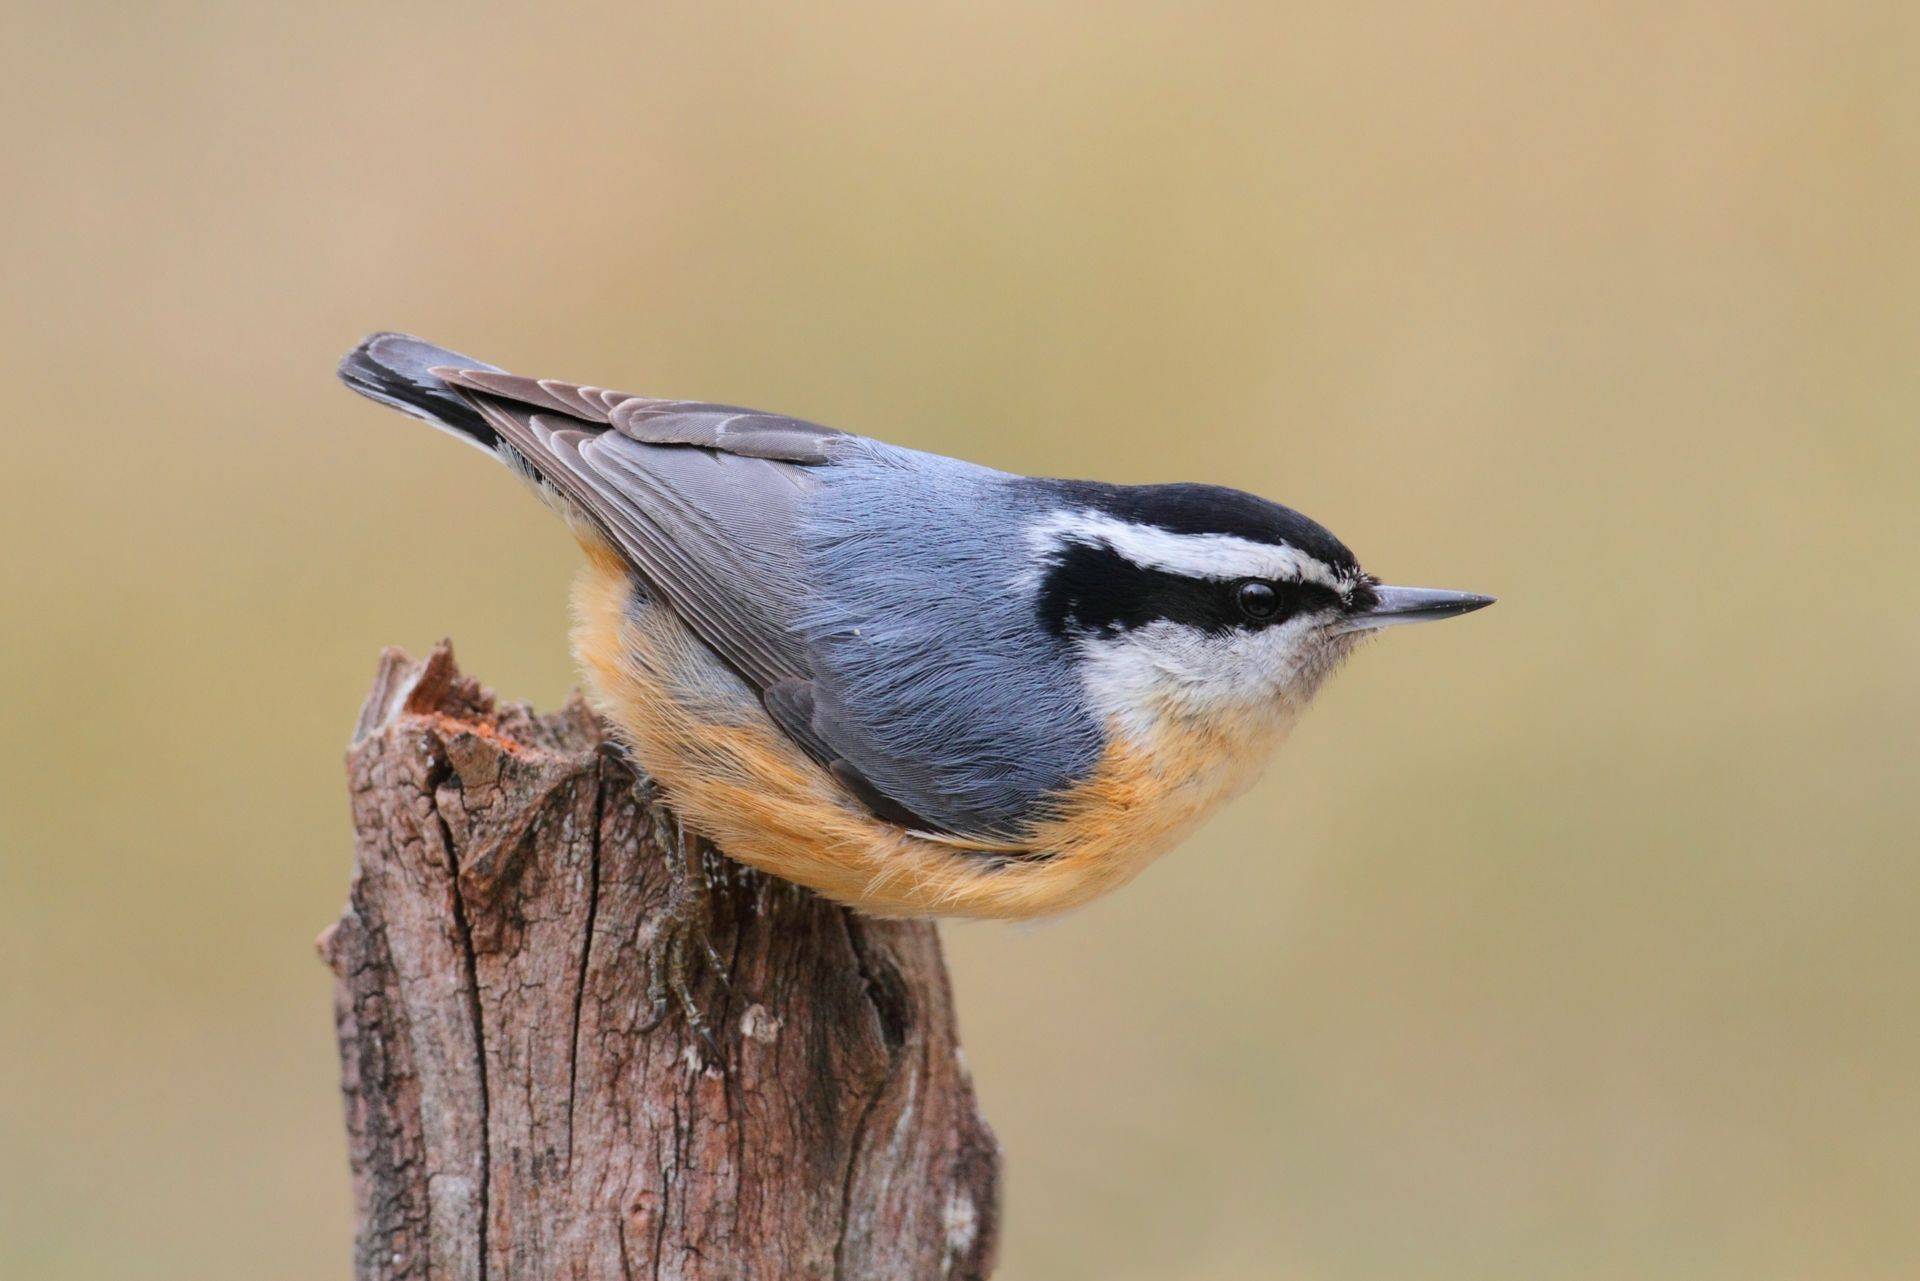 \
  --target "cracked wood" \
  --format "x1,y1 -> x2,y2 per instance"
320,642 -> 1001,1280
